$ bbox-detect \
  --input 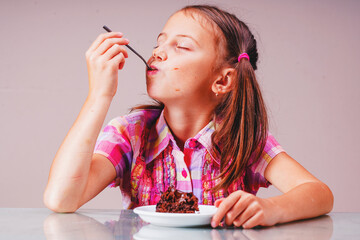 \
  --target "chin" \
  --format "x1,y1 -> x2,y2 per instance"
147,88 -> 161,102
